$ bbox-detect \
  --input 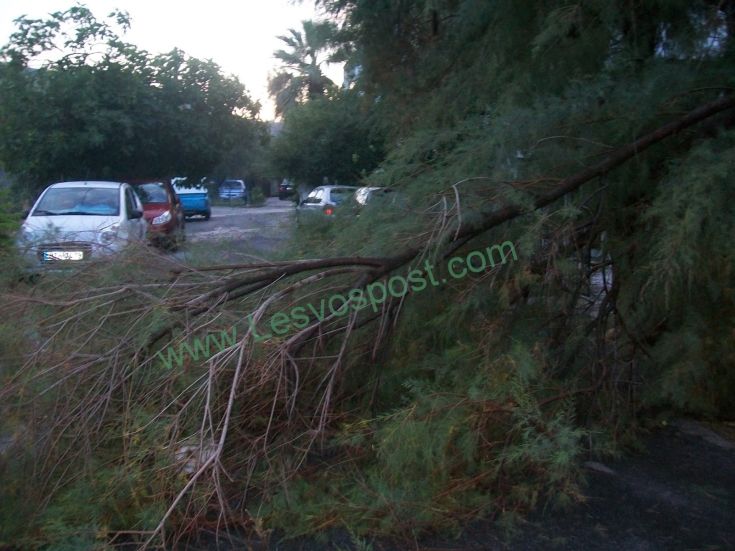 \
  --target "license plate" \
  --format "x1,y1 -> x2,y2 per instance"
44,250 -> 84,261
